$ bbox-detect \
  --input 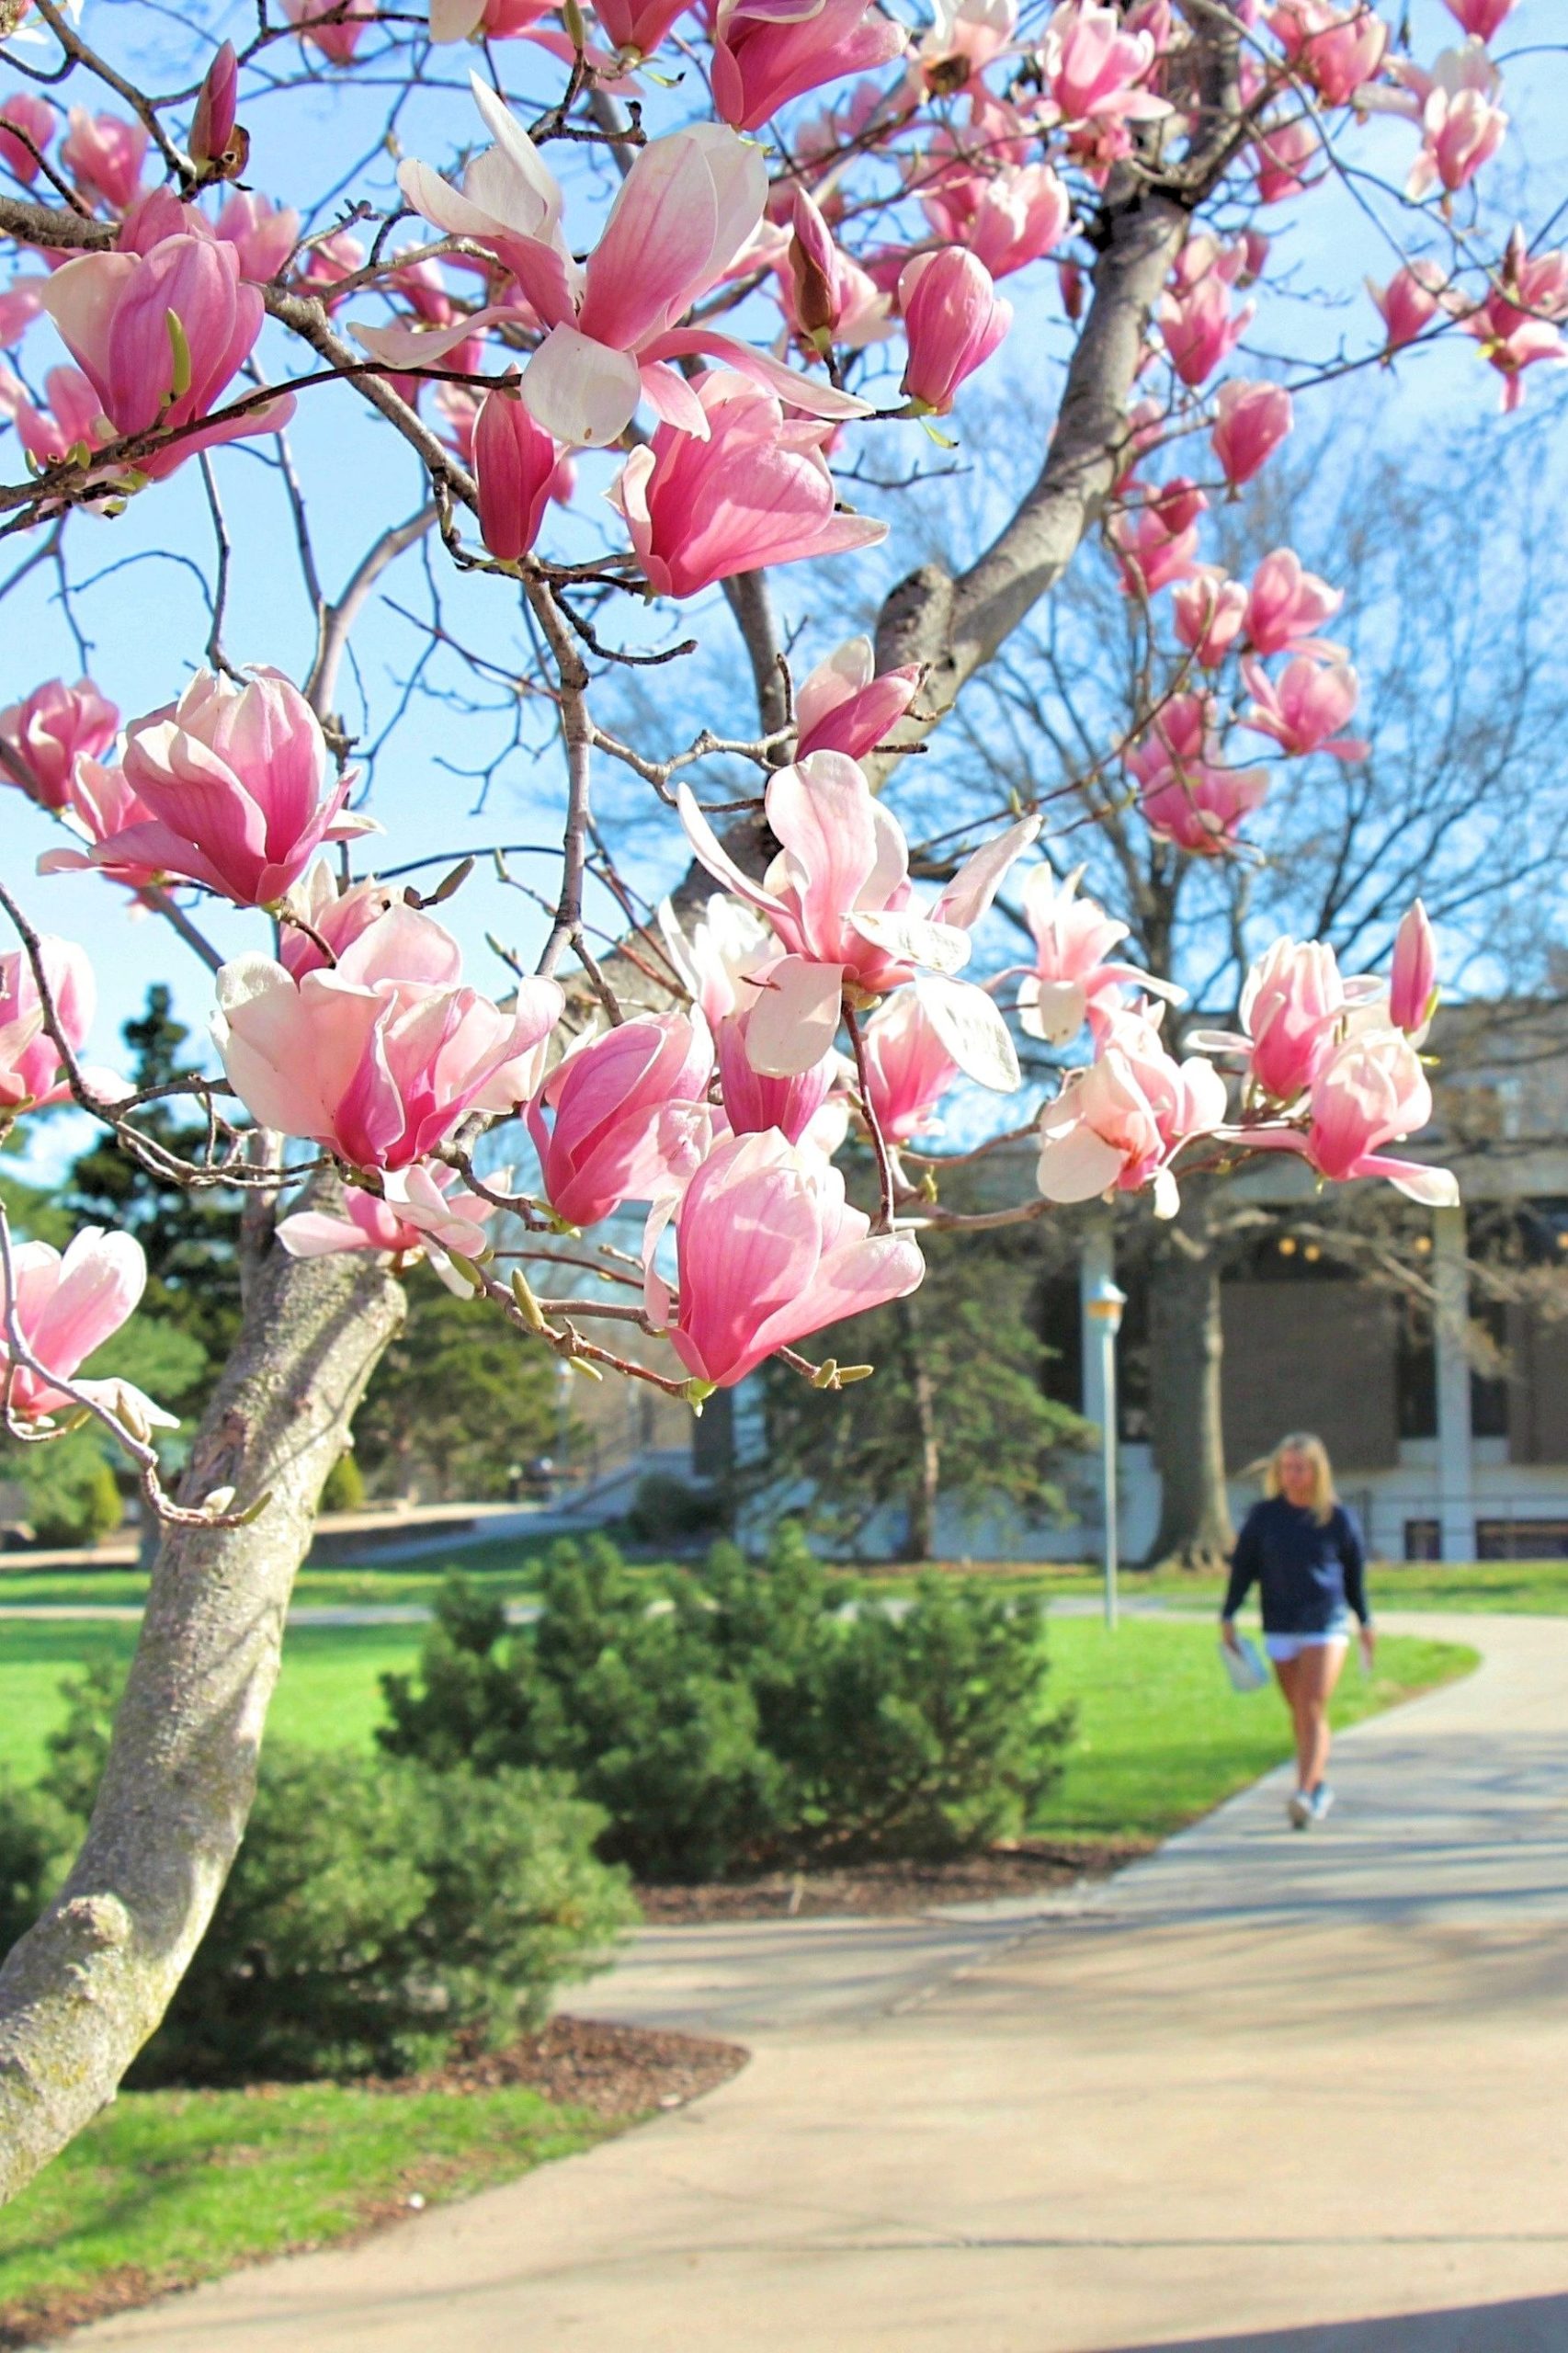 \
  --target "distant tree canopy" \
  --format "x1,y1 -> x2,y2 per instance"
755,1228 -> 1089,1559
351,1268 -> 562,1502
